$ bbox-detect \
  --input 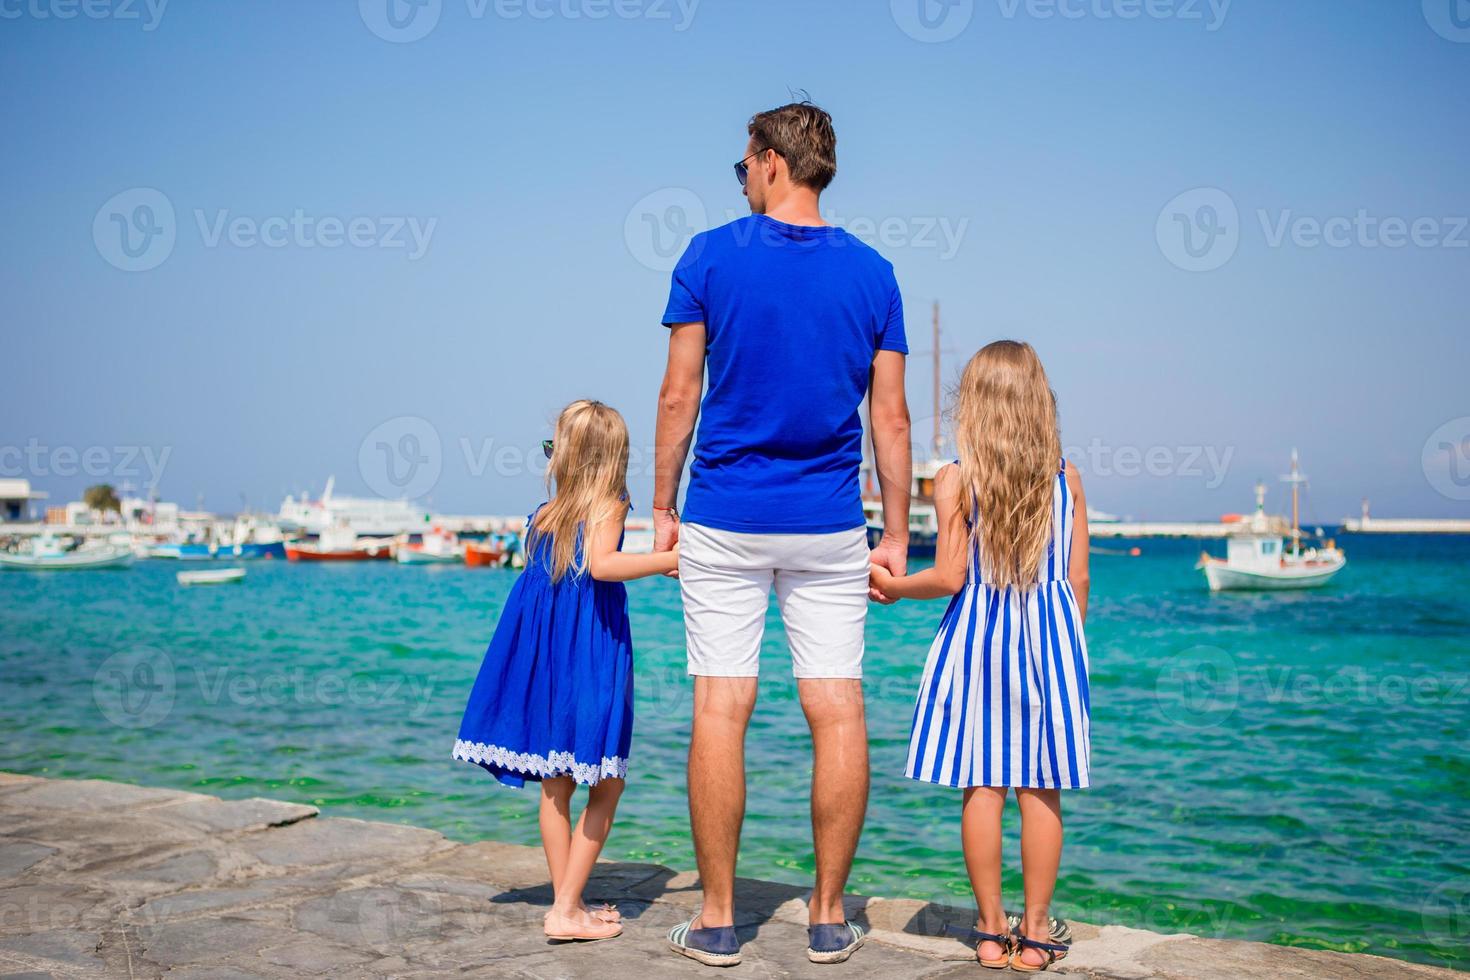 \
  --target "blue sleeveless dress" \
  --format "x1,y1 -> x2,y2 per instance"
452,505 -> 634,787
906,461 -> 1091,790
